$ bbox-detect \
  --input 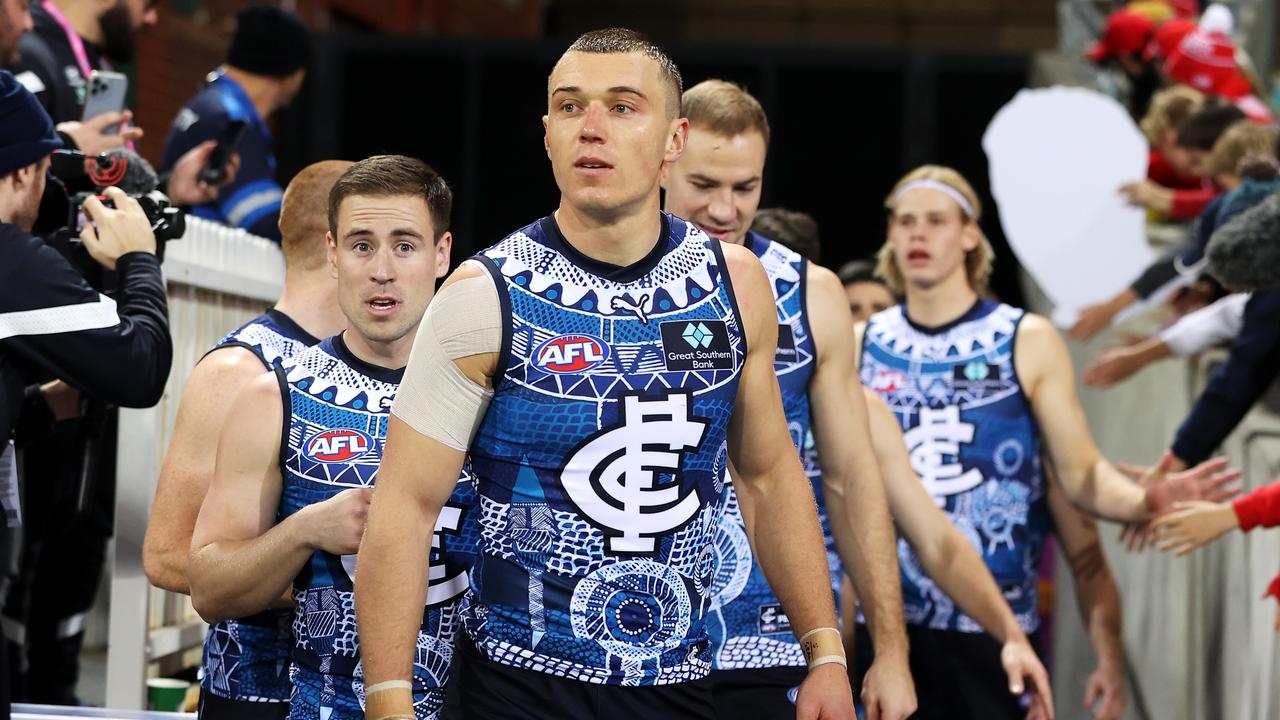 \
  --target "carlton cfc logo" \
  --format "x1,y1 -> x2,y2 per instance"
534,334 -> 611,374
304,428 -> 375,463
